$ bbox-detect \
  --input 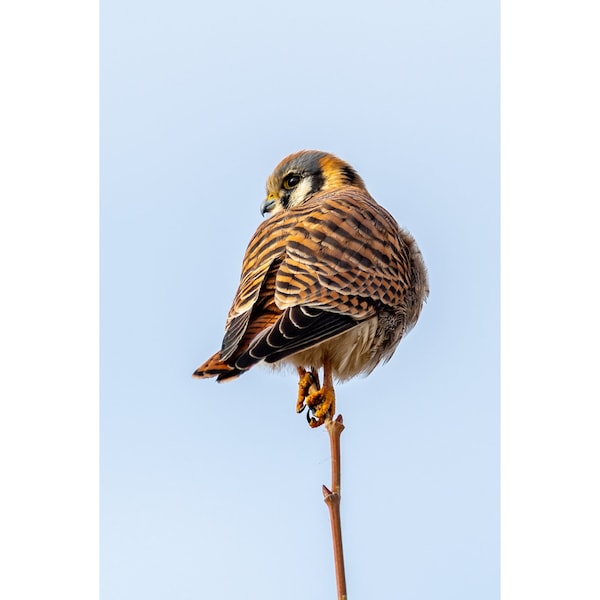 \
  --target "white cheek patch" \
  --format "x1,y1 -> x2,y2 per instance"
288,178 -> 313,208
